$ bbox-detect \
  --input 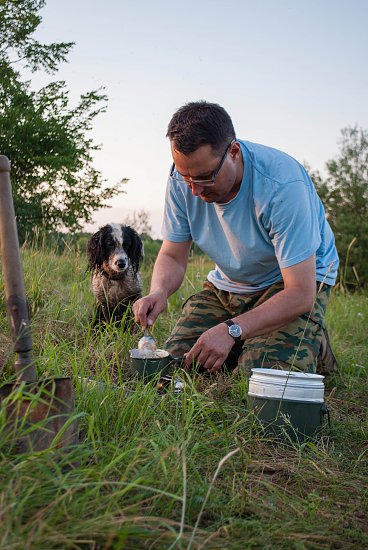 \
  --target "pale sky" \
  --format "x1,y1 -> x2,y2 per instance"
30,0 -> 368,237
